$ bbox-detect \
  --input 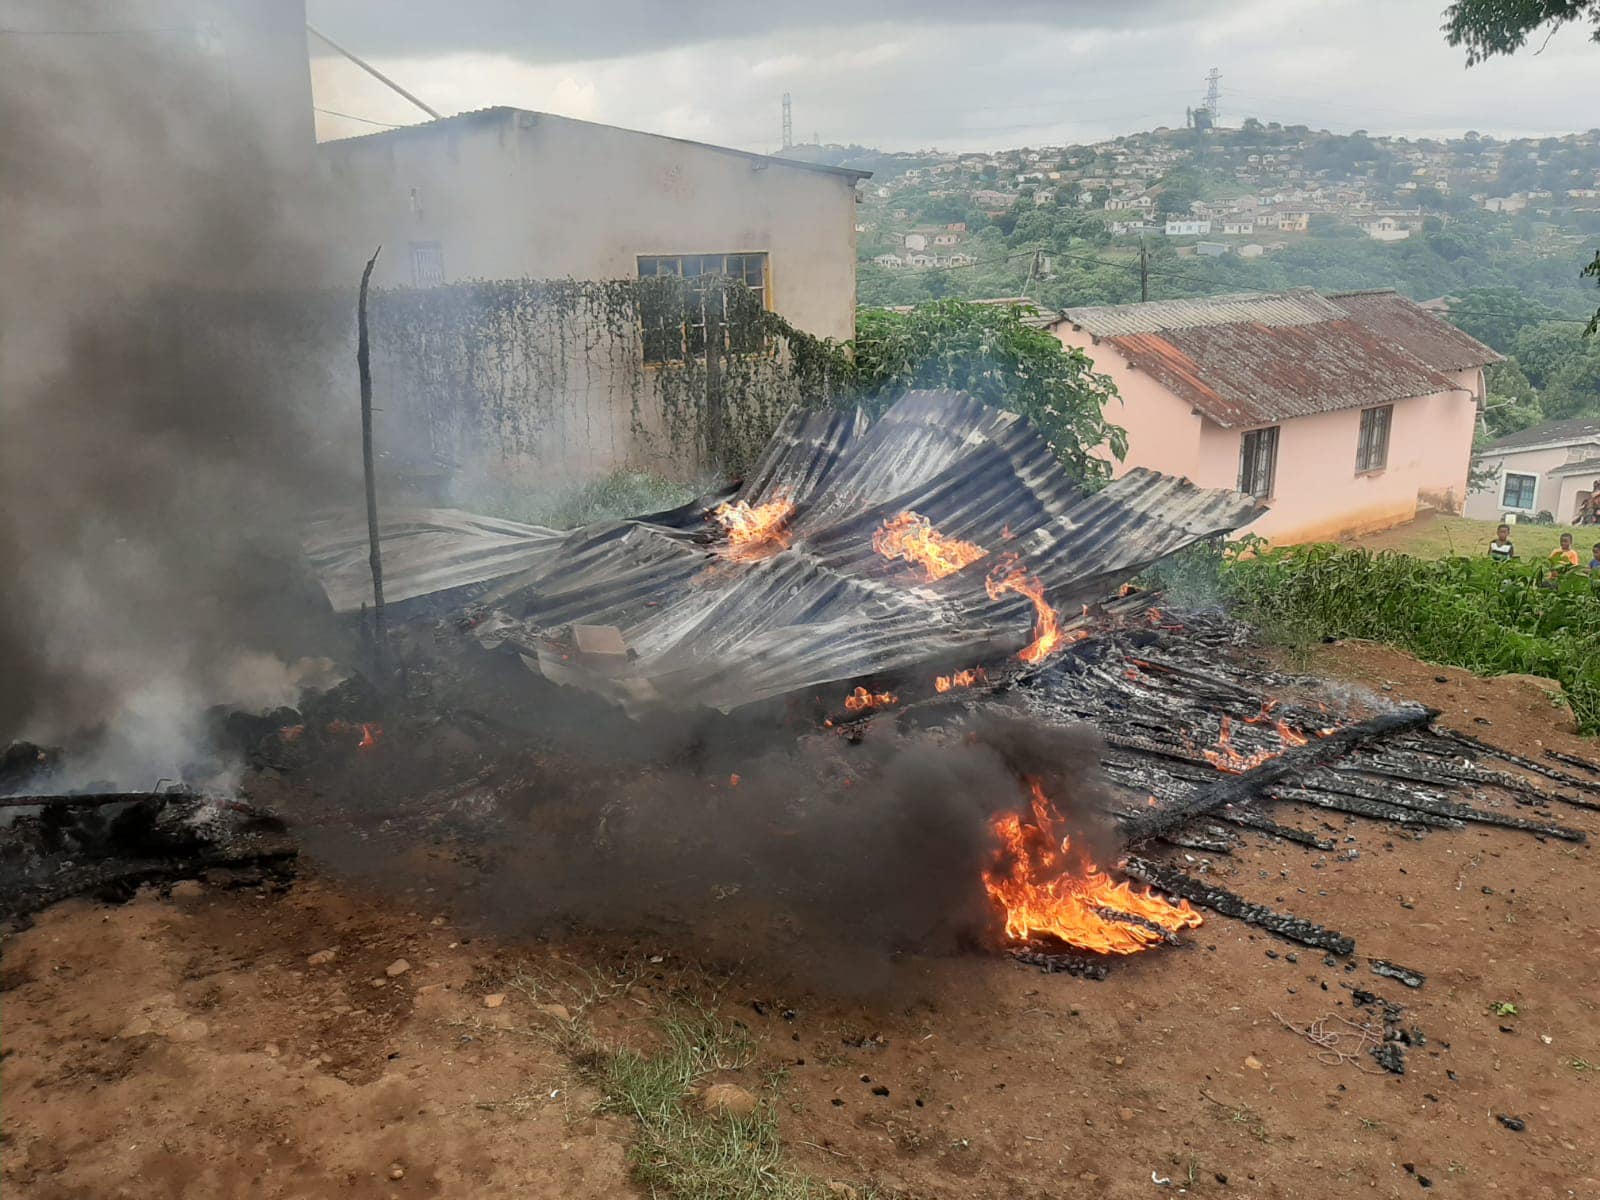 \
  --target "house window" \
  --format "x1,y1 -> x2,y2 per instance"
1501,471 -> 1537,510
1356,404 -> 1392,473
637,252 -> 768,363
1238,425 -> 1280,500
409,241 -> 445,288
